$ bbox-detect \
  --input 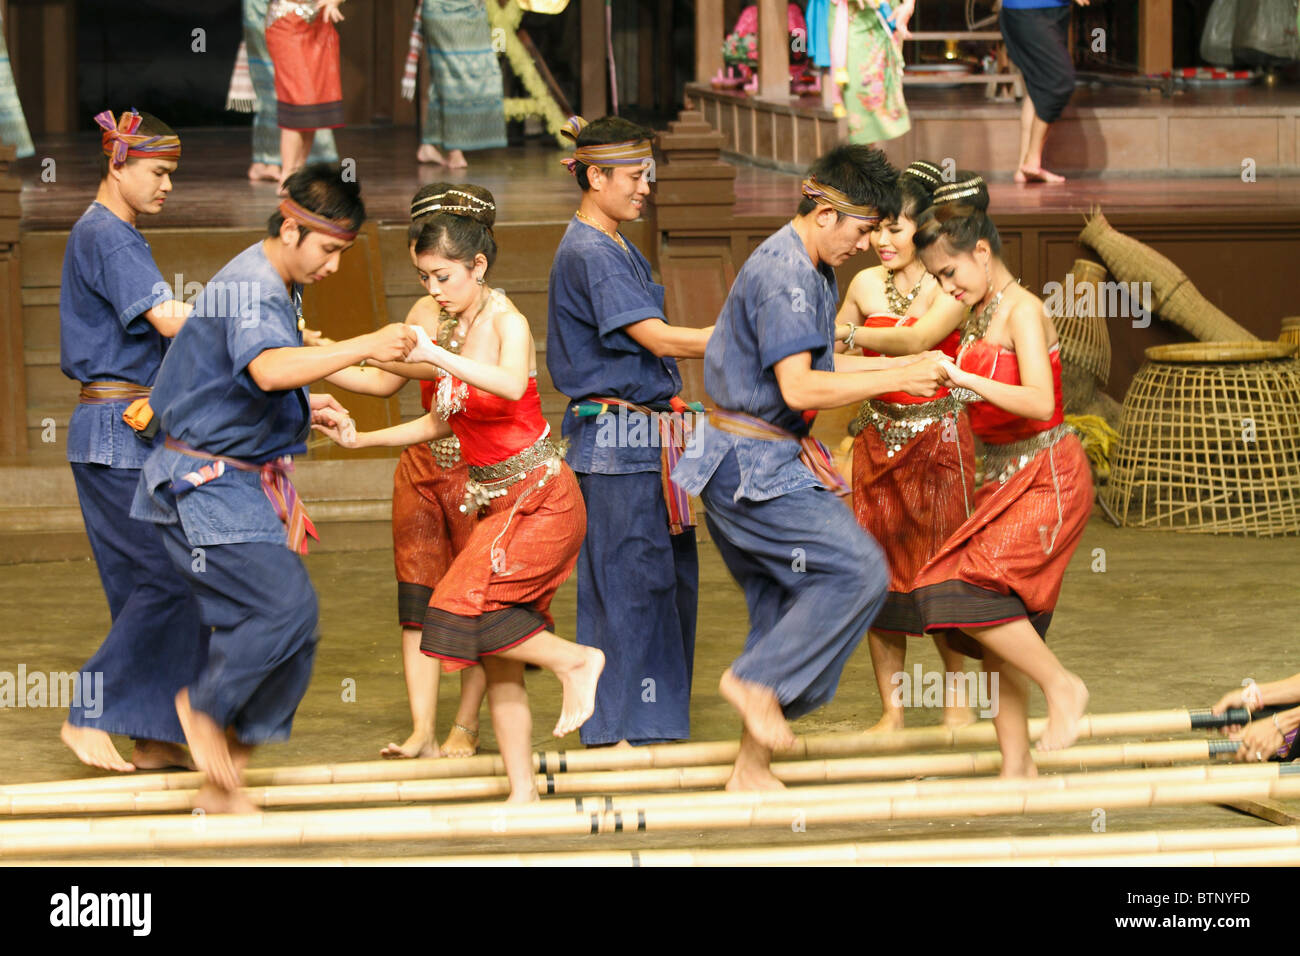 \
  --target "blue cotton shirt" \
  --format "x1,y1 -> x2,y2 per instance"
60,202 -> 175,468
546,217 -> 683,475
671,223 -> 838,503
131,241 -> 310,547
